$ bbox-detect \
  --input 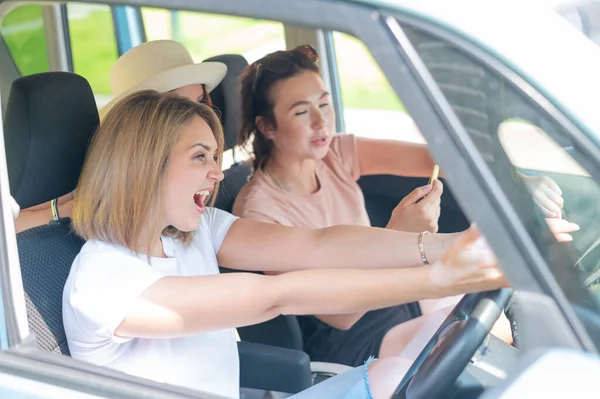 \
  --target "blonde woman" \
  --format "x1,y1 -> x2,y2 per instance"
63,90 -> 505,399
14,40 -> 224,233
